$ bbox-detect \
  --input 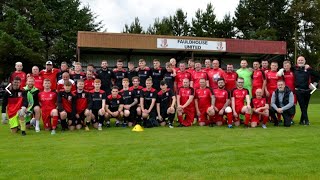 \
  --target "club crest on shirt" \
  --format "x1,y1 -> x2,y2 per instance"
82,93 -> 85,98
166,92 -> 169,96
99,94 -> 102,98
144,71 -> 147,74
18,92 -> 22,97
49,93 -> 52,97
68,96 -> 72,101
117,100 -> 120,104
150,93 -> 153,97
129,92 -> 131,95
